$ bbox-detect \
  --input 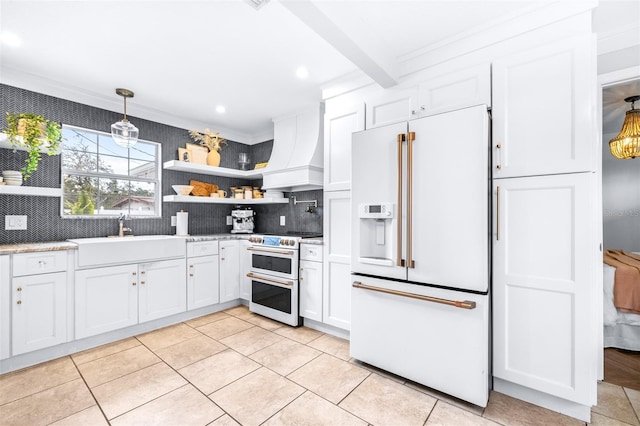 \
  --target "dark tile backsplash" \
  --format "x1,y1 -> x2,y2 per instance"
0,84 -> 322,243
